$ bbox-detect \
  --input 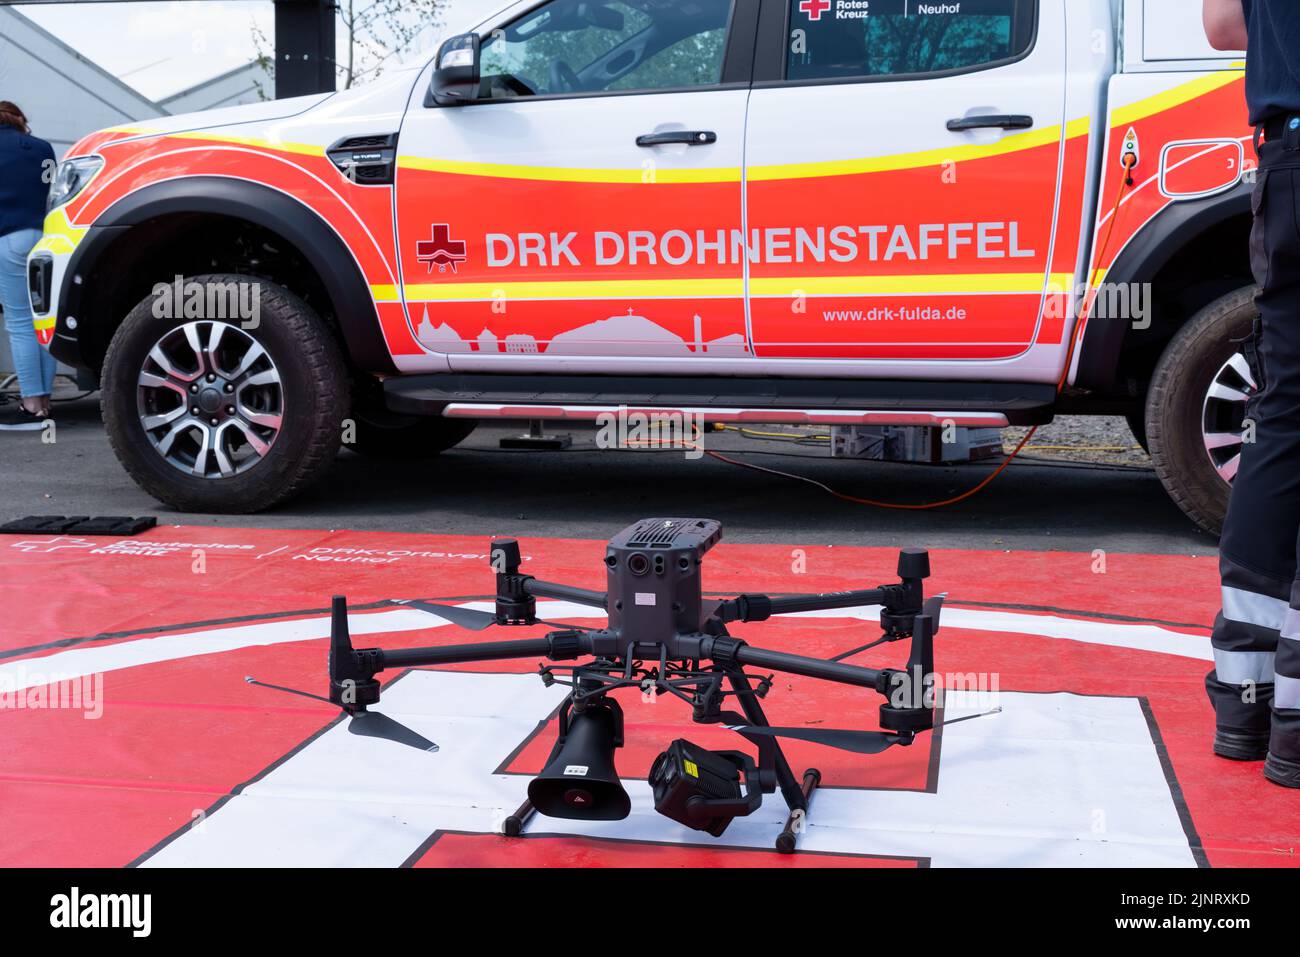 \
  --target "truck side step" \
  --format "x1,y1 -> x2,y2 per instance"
384,374 -> 1057,426
443,405 -> 1011,427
